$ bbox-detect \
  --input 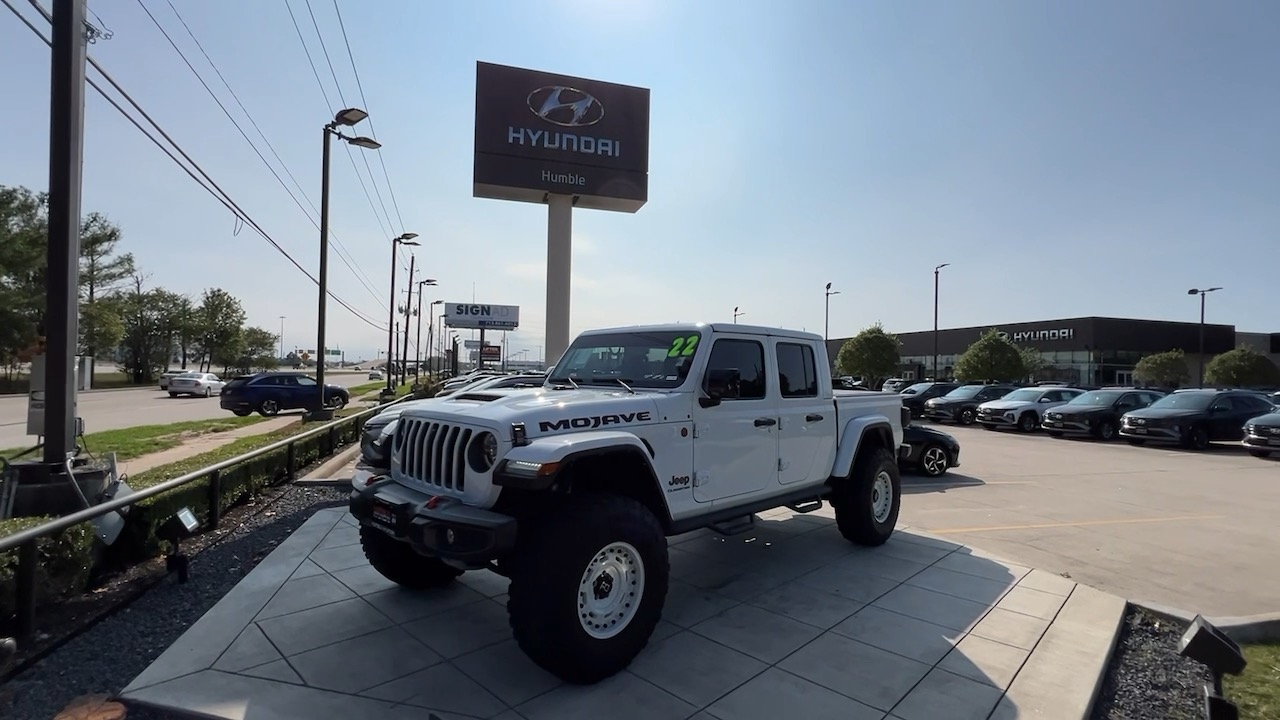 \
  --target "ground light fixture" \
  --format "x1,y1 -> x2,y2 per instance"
1177,614 -> 1247,720
158,507 -> 200,584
